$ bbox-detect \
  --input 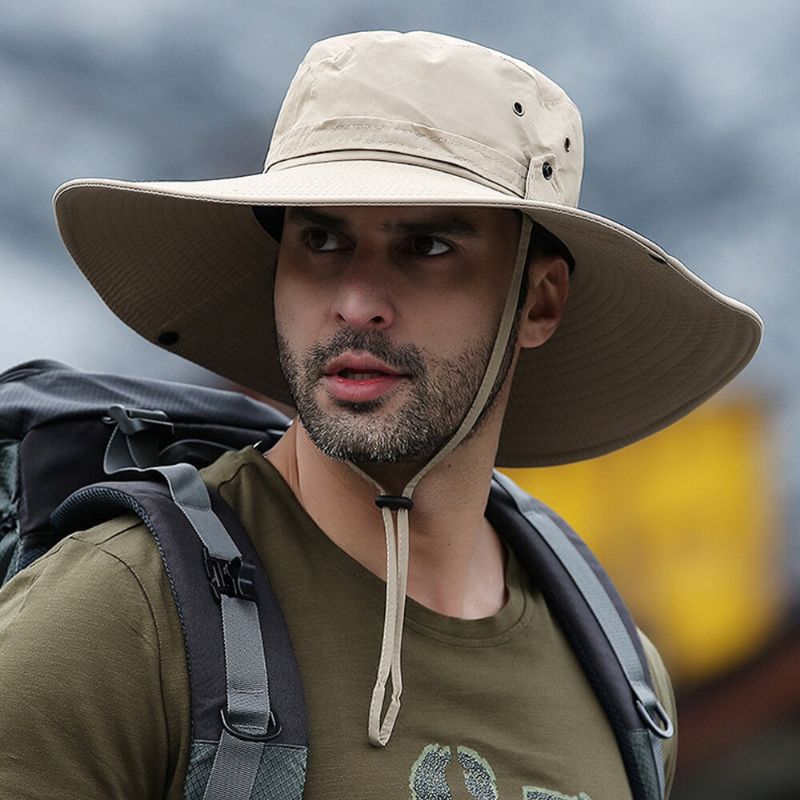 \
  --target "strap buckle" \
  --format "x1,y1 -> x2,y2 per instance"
203,549 -> 257,603
105,405 -> 175,436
